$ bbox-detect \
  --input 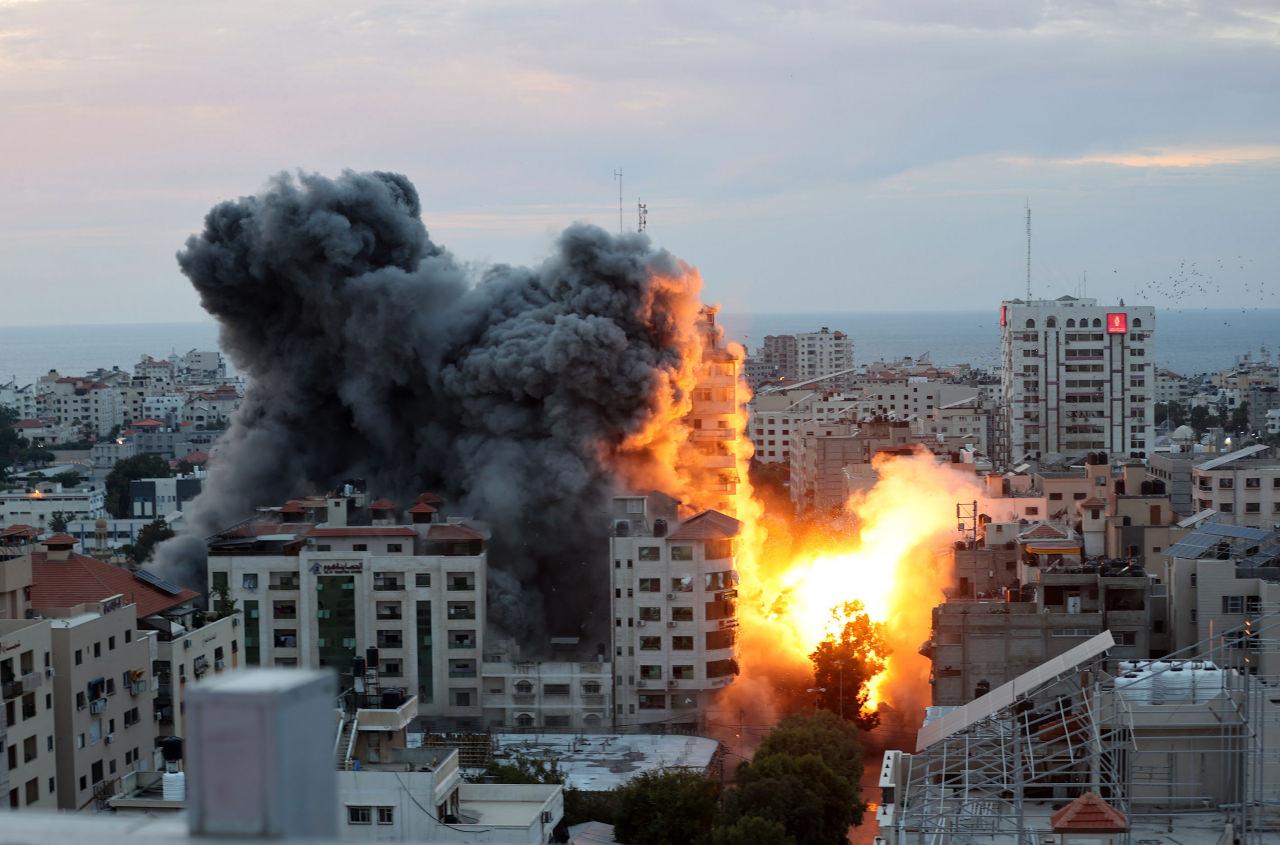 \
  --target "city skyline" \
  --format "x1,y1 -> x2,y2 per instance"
1,1 -> 1279,325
